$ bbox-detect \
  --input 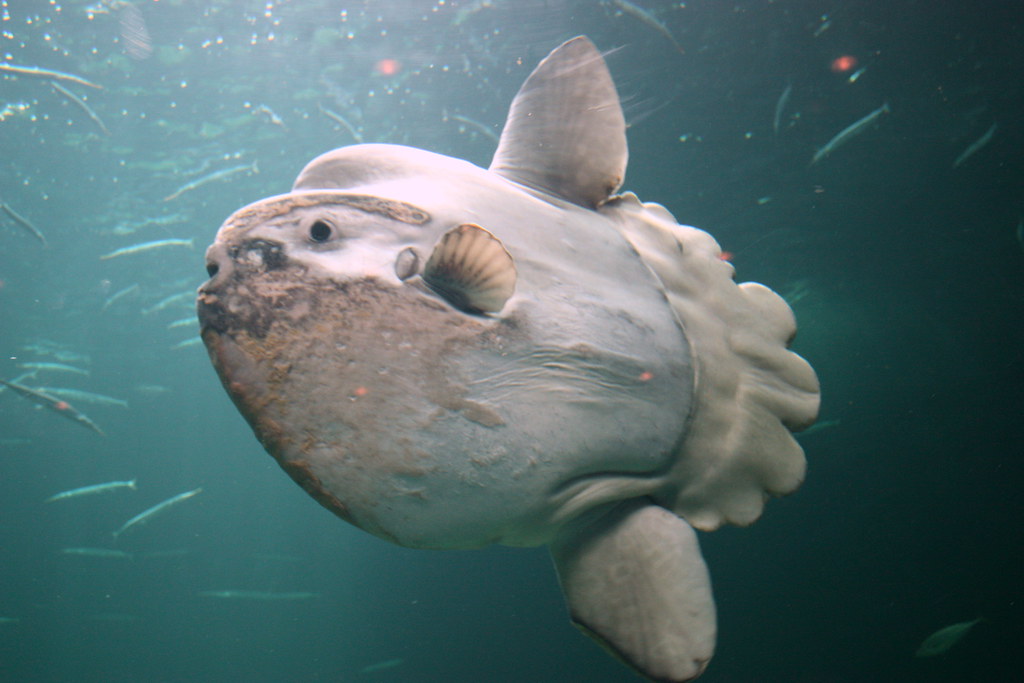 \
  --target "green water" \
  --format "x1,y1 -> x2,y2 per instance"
1,1 -> 1021,681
